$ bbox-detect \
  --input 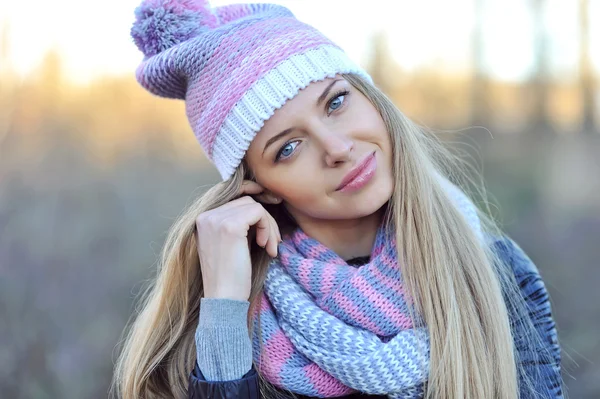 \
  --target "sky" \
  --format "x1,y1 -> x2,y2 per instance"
1,0 -> 598,84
